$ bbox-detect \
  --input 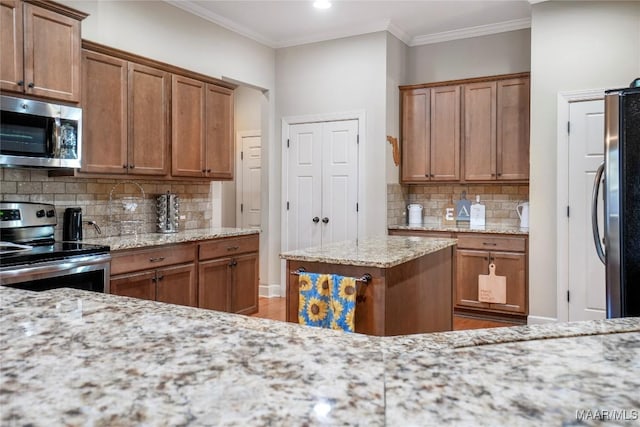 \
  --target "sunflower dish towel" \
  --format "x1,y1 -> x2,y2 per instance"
298,273 -> 357,332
